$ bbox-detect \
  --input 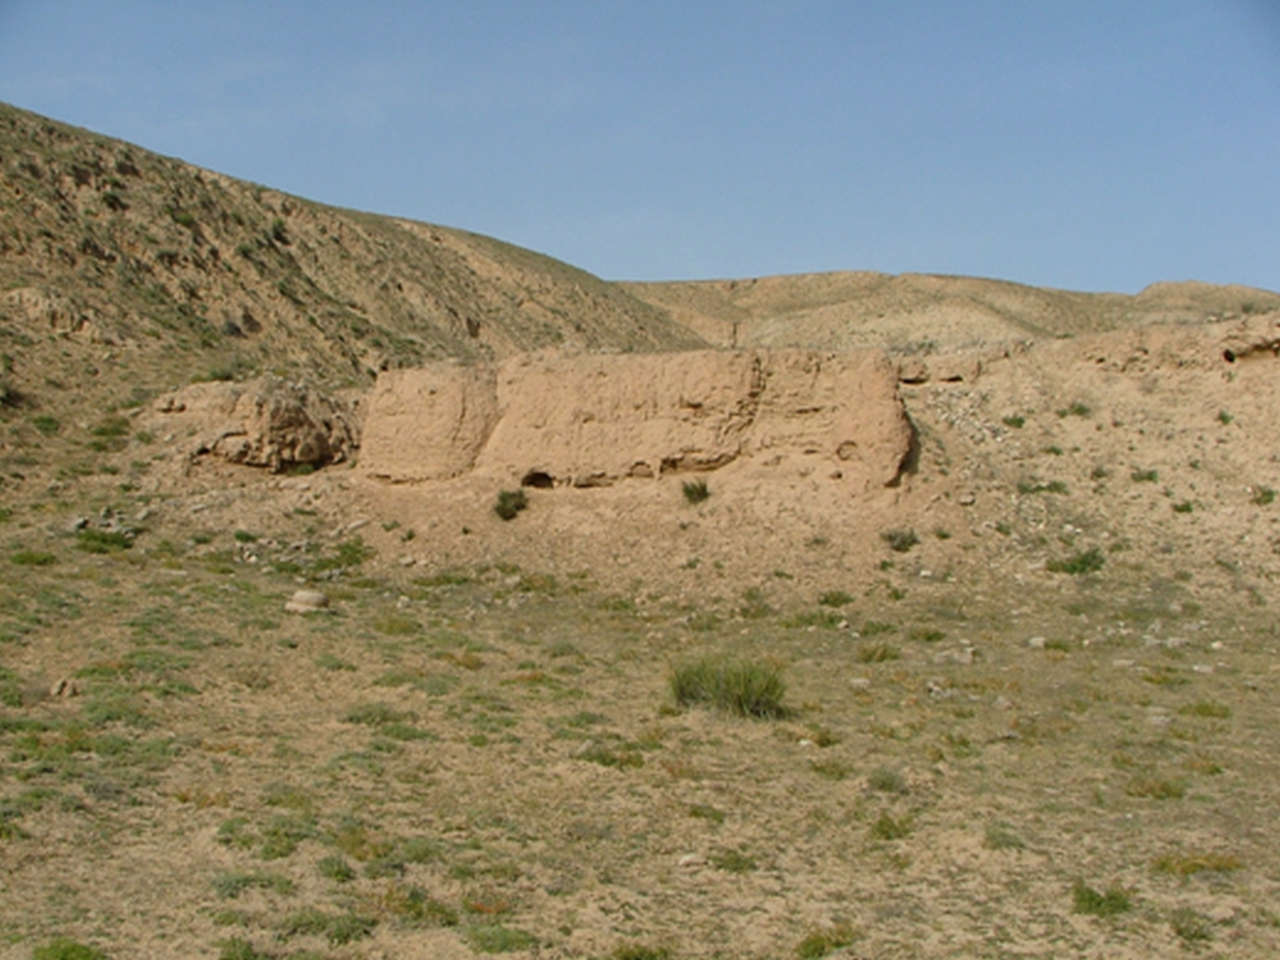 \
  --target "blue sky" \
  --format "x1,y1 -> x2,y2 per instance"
2,1 -> 1276,292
